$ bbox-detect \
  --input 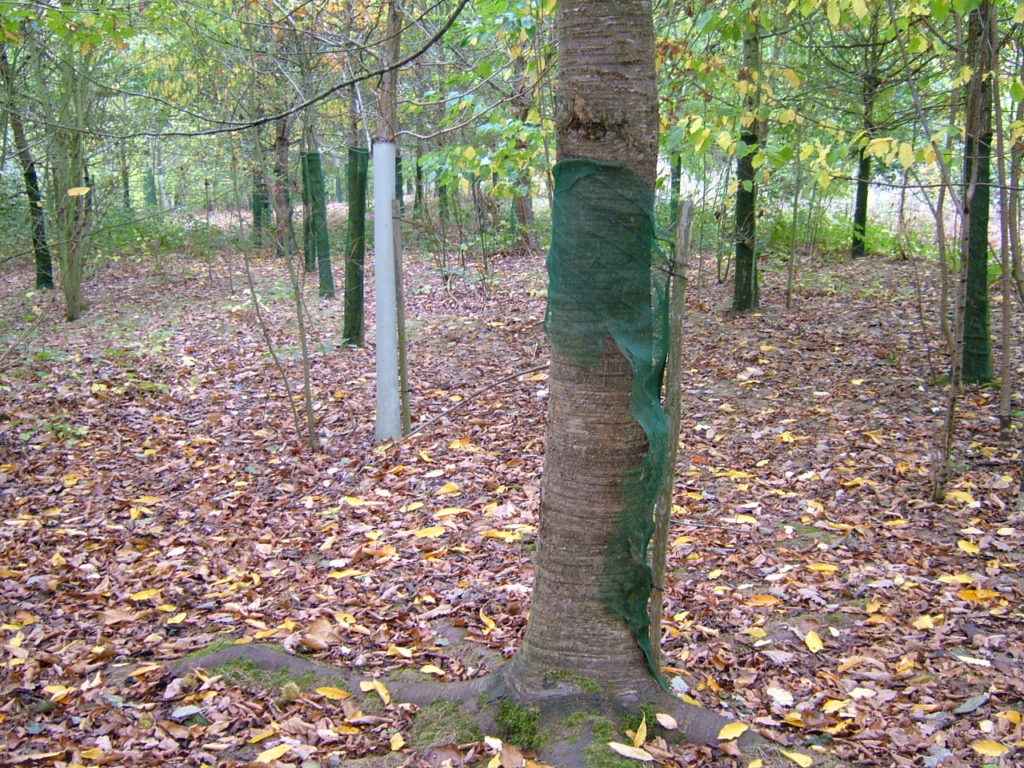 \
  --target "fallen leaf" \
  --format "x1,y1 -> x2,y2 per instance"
607,742 -> 654,761
804,631 -> 823,653
780,749 -> 813,767
359,679 -> 391,705
255,743 -> 291,763
718,722 -> 749,740
316,686 -> 350,700
390,732 -> 405,750
655,713 -> 677,730
970,740 -> 1009,757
